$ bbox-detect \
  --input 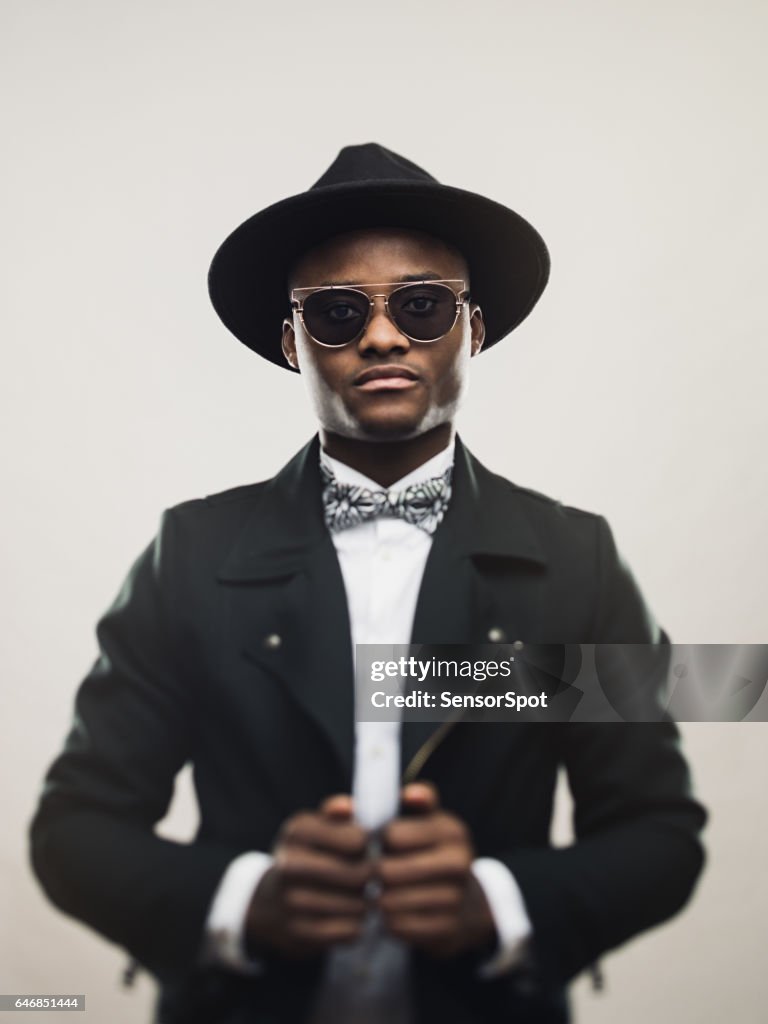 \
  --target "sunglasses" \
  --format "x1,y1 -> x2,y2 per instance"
290,279 -> 469,348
